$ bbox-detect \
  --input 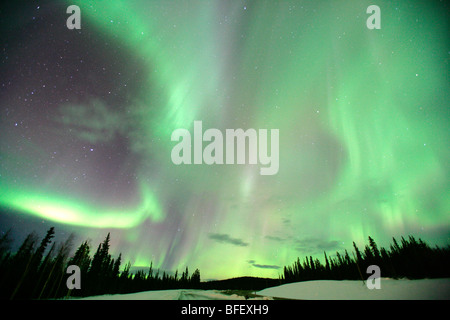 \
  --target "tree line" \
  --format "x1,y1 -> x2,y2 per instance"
282,235 -> 450,283
1,226 -> 449,299
0,227 -> 200,299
